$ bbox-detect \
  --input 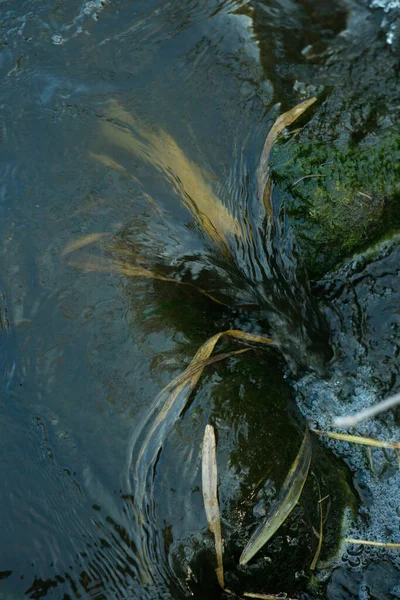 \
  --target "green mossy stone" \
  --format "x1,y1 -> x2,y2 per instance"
270,131 -> 400,278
